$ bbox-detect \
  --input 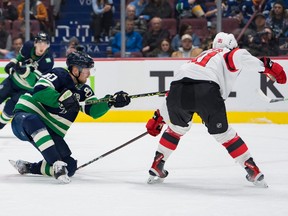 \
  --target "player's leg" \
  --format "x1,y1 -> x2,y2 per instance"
201,87 -> 267,187
11,112 -> 70,183
148,82 -> 192,183
0,78 -> 14,130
